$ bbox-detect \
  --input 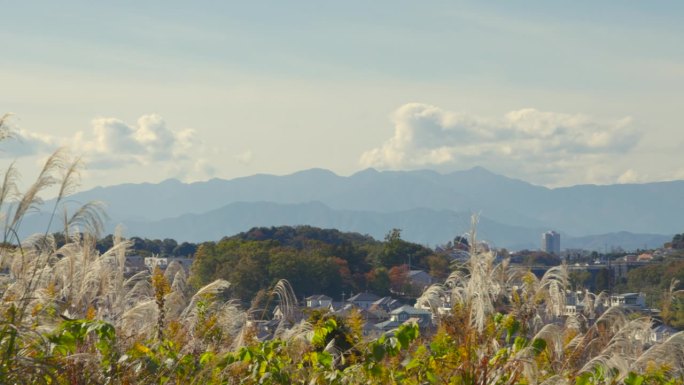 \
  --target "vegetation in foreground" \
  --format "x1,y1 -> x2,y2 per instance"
1,120 -> 684,384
